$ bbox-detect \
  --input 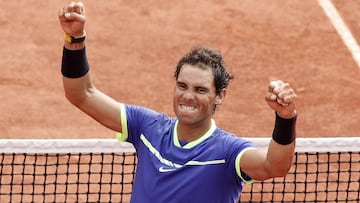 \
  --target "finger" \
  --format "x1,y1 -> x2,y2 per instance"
277,98 -> 289,106
268,80 -> 290,106
268,80 -> 283,92
58,9 -> 65,18
265,92 -> 277,101
61,1 -> 85,18
277,88 -> 288,98
59,4 -> 73,19
58,9 -> 71,21
69,1 -> 76,10
278,87 -> 295,98
73,2 -> 85,15
283,94 -> 296,104
277,88 -> 293,103
65,3 -> 75,13
61,9 -> 86,21
279,89 -> 296,105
